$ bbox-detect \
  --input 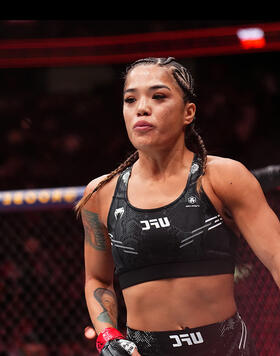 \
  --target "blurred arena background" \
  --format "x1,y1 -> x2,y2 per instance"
0,20 -> 280,355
